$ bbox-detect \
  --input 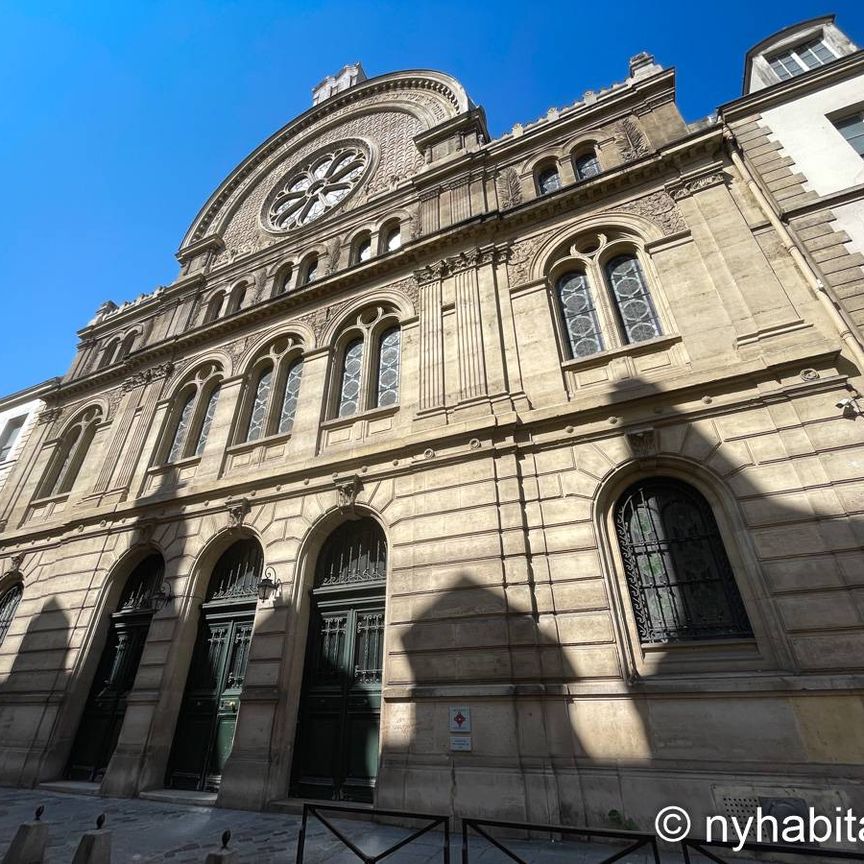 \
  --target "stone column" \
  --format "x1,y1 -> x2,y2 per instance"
416,268 -> 445,412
